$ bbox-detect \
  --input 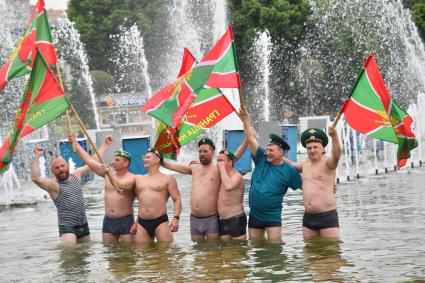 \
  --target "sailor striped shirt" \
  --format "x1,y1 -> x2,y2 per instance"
53,174 -> 88,226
